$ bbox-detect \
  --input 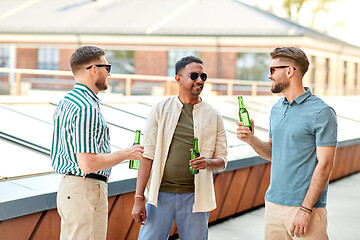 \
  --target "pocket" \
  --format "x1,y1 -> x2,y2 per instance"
314,208 -> 327,222
57,184 -> 85,218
